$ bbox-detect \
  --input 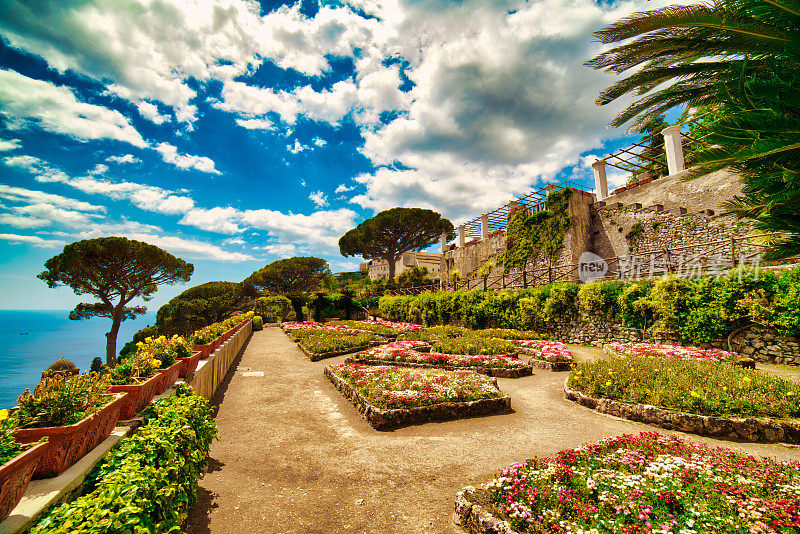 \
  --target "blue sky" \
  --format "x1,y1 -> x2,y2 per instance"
0,0 -> 665,311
